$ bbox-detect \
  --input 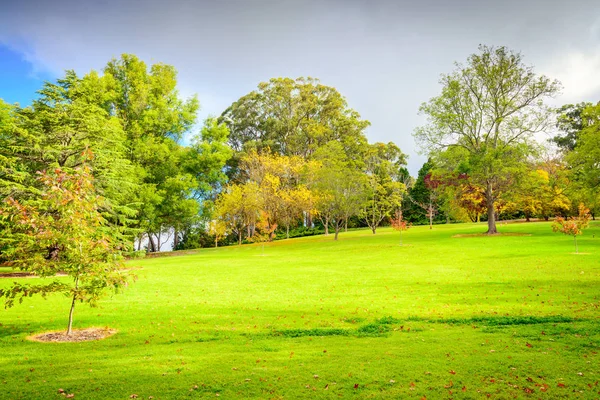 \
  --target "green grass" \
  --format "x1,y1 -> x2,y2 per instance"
1,221 -> 600,399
